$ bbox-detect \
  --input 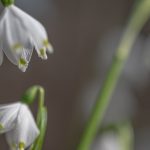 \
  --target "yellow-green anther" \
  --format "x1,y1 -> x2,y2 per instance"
19,142 -> 25,150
